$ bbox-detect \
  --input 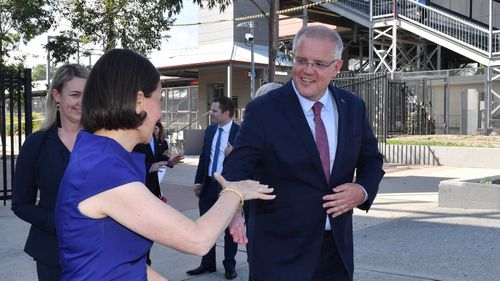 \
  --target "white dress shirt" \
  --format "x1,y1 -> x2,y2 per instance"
209,120 -> 233,176
292,81 -> 367,230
